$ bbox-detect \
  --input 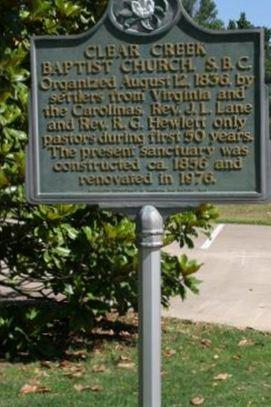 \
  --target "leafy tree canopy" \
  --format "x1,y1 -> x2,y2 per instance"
182,0 -> 224,29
